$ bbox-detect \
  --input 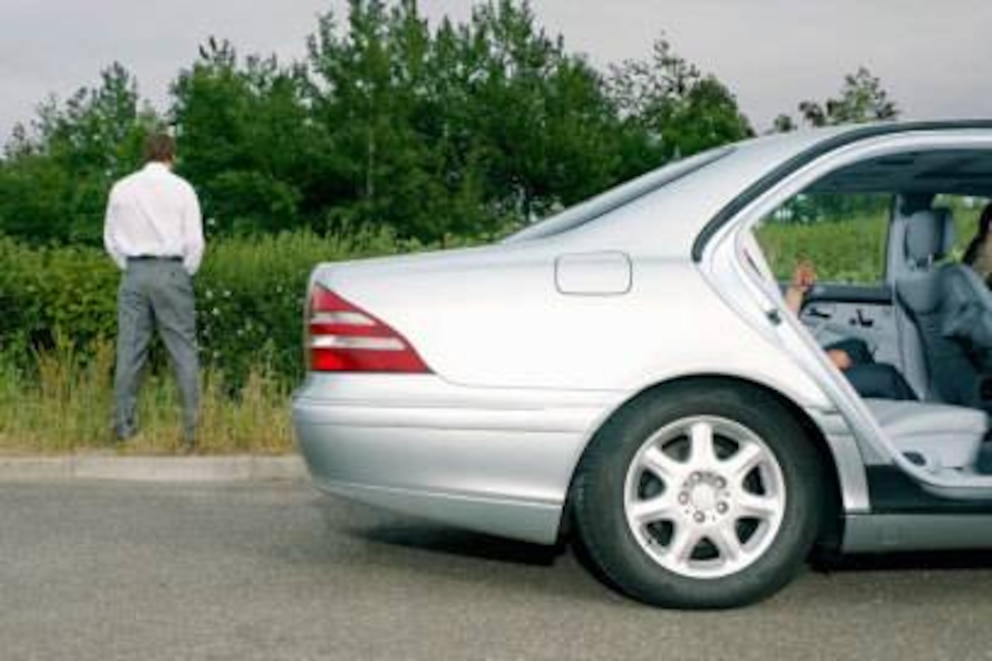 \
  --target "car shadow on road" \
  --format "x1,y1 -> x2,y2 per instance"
354,521 -> 565,567
340,520 -> 628,604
